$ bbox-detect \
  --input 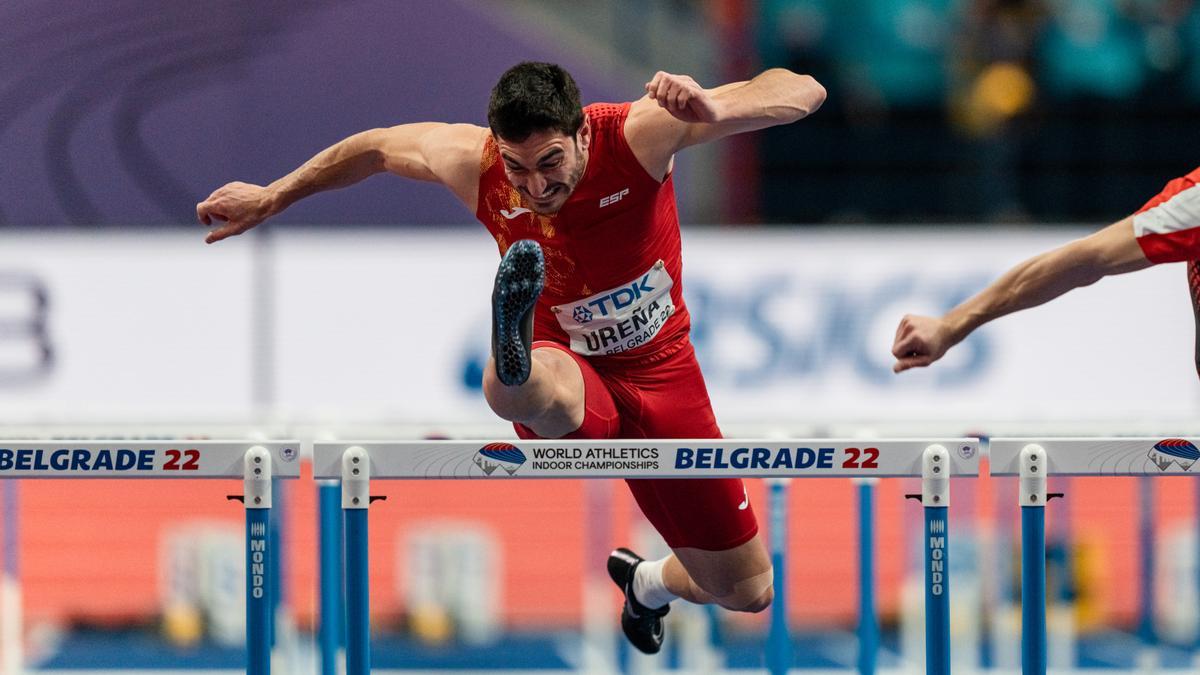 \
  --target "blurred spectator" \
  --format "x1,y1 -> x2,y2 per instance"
1040,0 -> 1146,99
951,0 -> 1040,136
950,0 -> 1042,219
758,0 -> 1200,223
